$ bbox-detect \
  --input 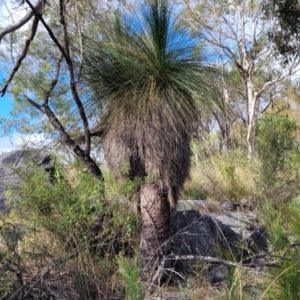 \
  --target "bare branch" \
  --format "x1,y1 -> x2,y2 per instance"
24,0 -> 92,155
256,59 -> 300,98
43,54 -> 64,104
0,0 -> 46,43
166,242 -> 300,269
24,0 -> 70,64
0,15 -> 40,97
146,255 -> 166,297
166,254 -> 255,268
75,126 -> 104,145
58,0 -> 91,155
24,94 -> 103,180
23,252 -> 77,299
74,0 -> 84,82
24,95 -> 42,110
